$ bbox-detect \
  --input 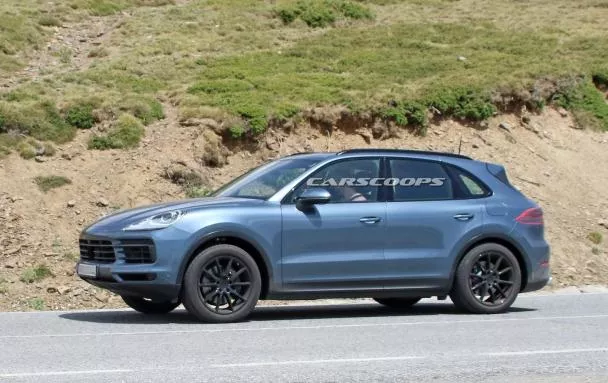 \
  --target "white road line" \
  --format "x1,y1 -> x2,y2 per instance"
1,313 -> 607,340
487,348 -> 608,357
0,369 -> 132,378
5,348 -> 607,377
214,356 -> 426,368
